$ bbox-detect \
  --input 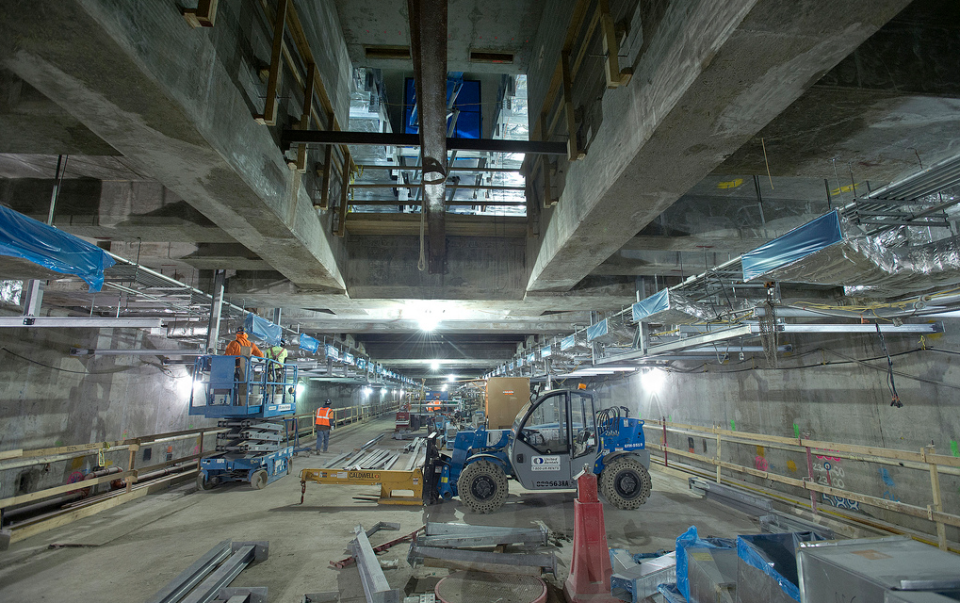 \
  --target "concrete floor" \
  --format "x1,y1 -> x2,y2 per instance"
0,417 -> 759,603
